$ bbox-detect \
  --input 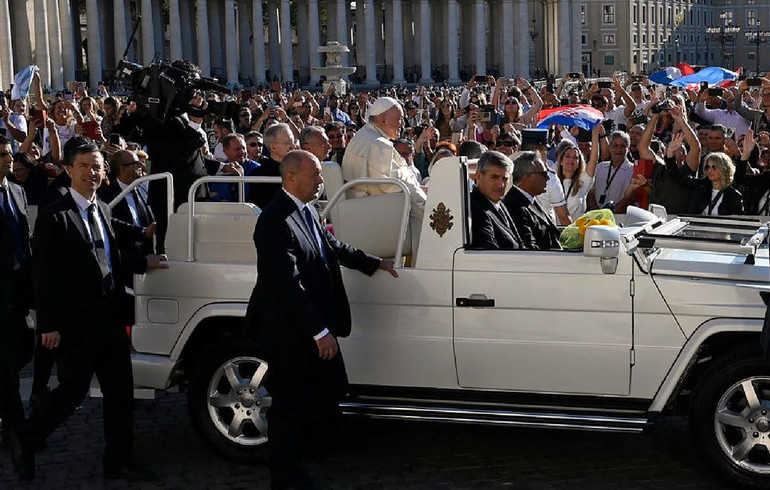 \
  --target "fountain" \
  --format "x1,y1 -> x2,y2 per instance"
311,41 -> 357,95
